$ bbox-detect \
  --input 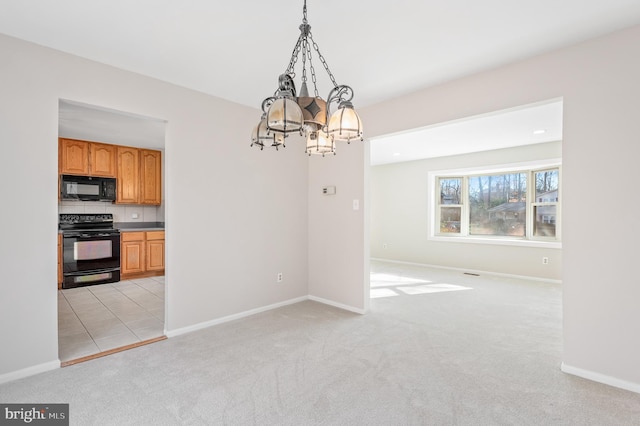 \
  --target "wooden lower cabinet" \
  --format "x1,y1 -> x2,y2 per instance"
145,231 -> 165,272
121,232 -> 146,275
121,231 -> 165,279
